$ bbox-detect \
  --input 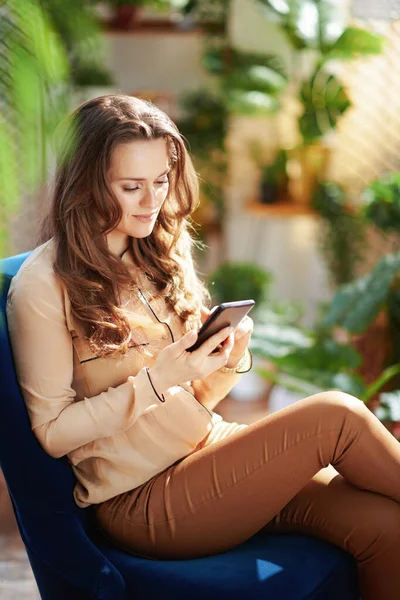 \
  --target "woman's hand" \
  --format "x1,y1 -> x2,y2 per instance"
200,307 -> 253,370
224,315 -> 253,368
148,326 -> 235,396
